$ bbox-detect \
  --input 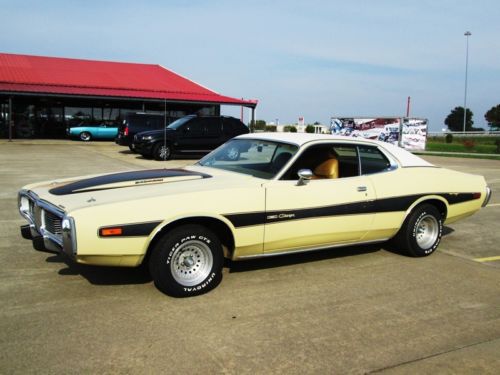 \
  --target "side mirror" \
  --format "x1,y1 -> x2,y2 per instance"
297,169 -> 313,186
